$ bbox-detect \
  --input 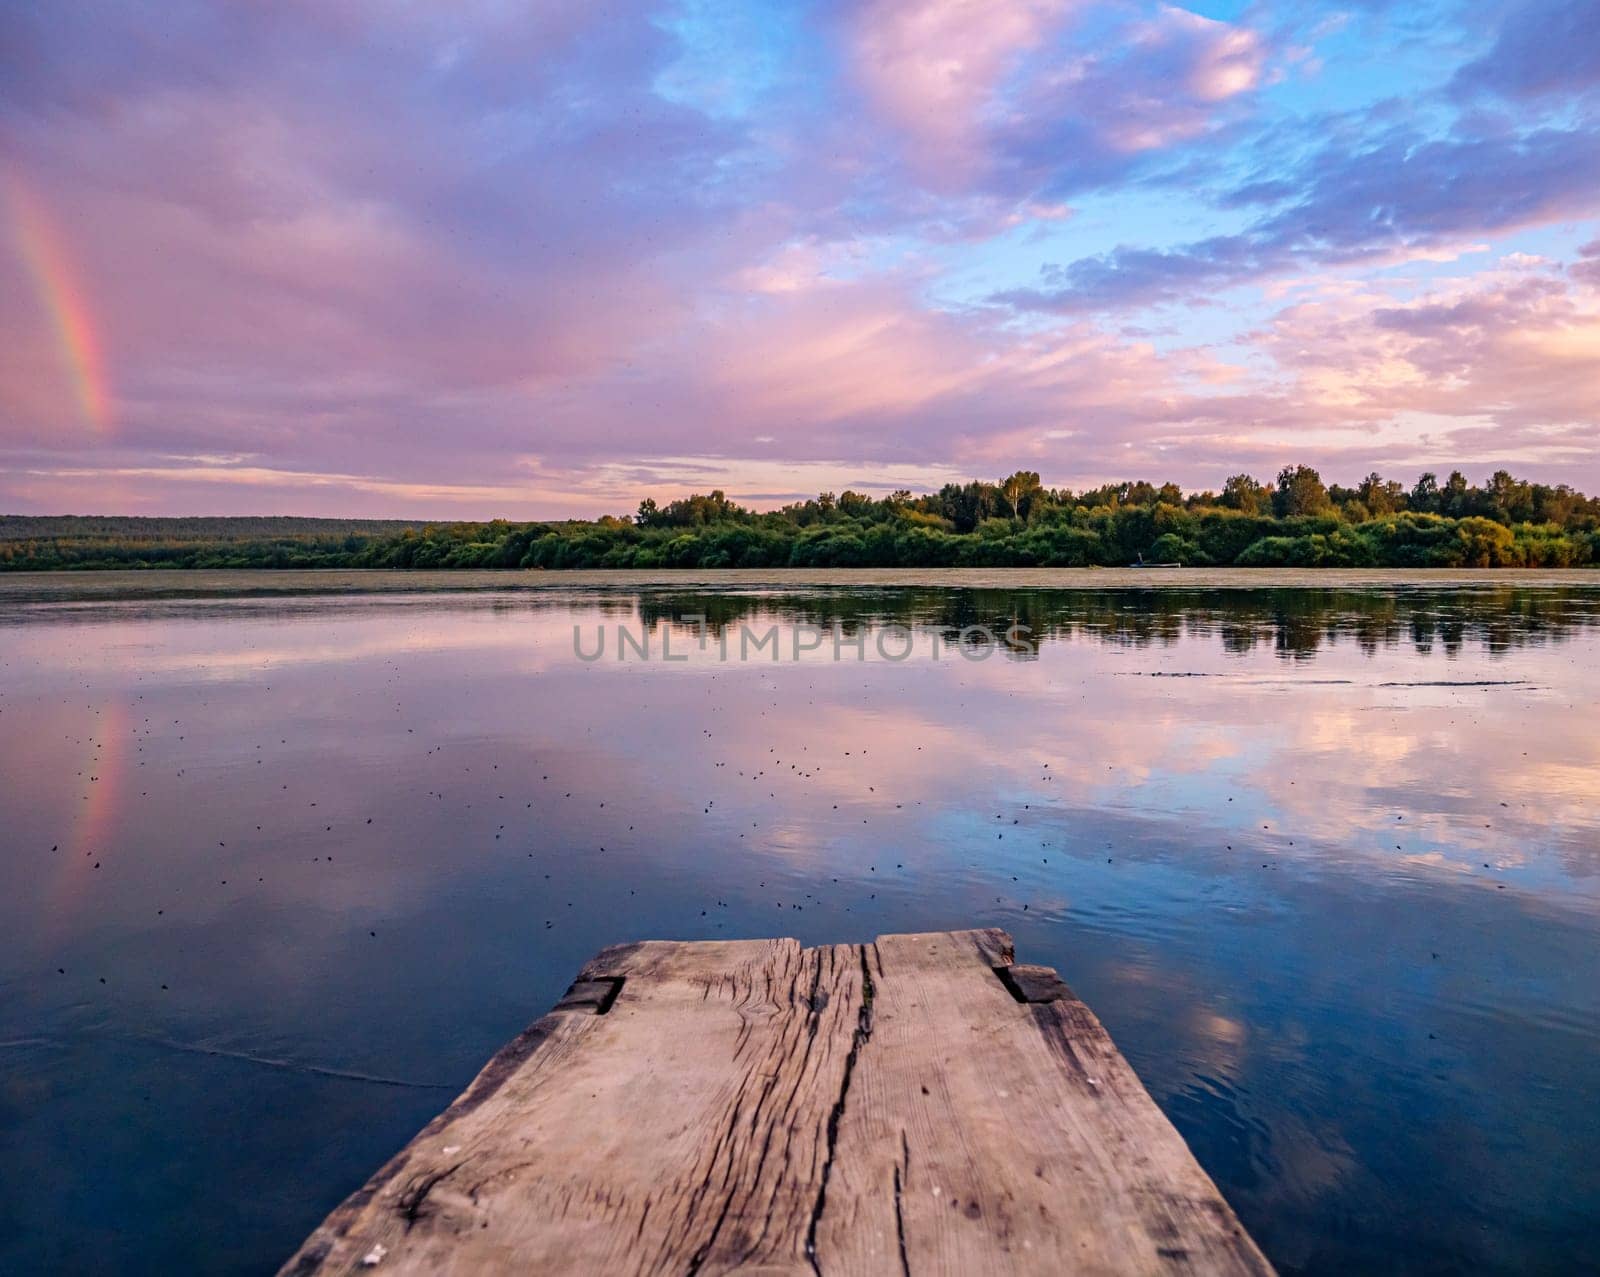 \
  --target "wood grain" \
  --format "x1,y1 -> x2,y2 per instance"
280,931 -> 1273,1276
